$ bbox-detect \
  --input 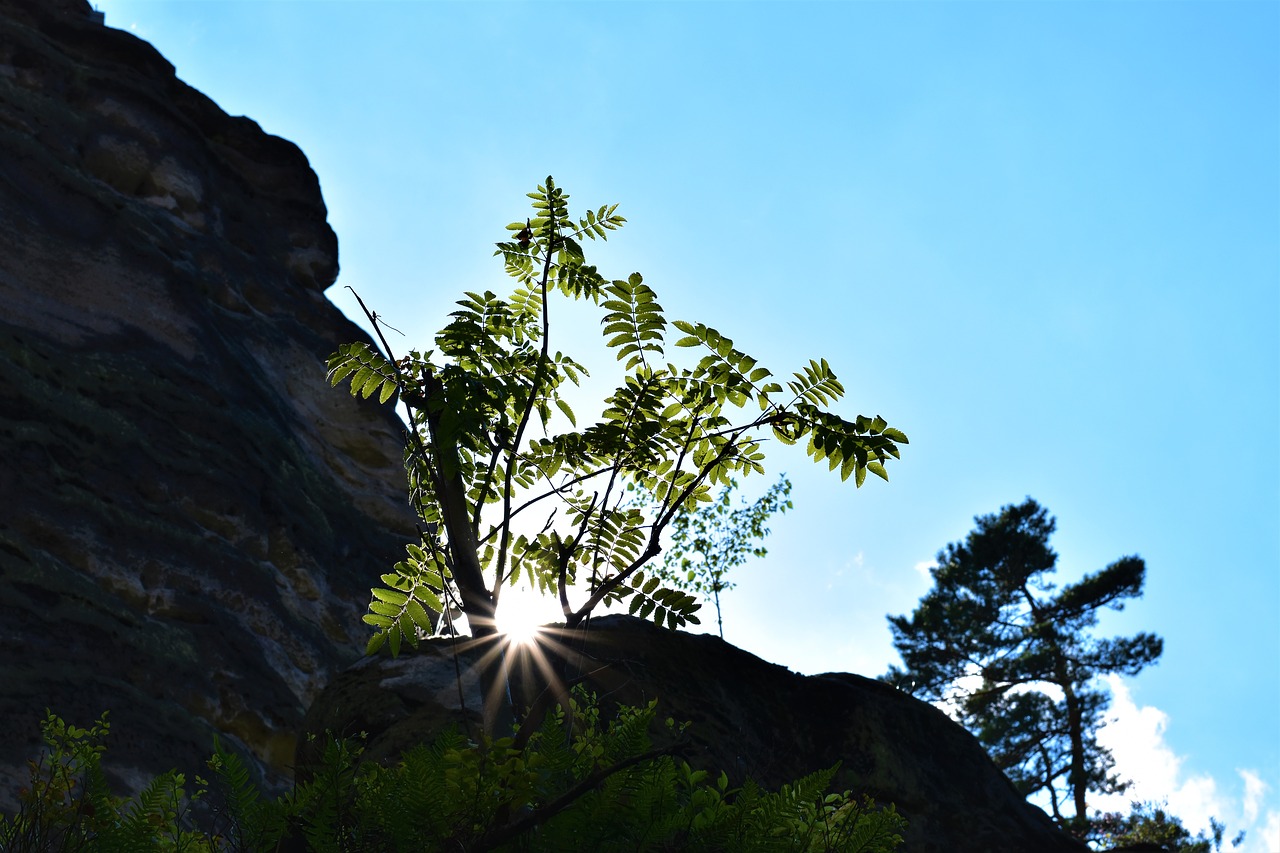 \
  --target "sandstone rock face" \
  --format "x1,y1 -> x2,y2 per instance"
0,0 -> 417,806
302,615 -> 1090,853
